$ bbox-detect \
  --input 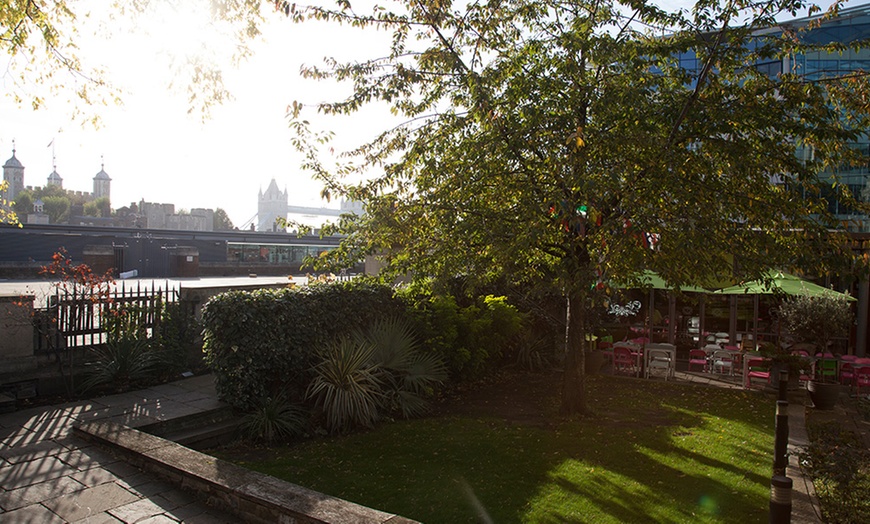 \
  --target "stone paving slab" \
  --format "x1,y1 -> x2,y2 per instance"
43,481 -> 140,522
0,374 -> 241,523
